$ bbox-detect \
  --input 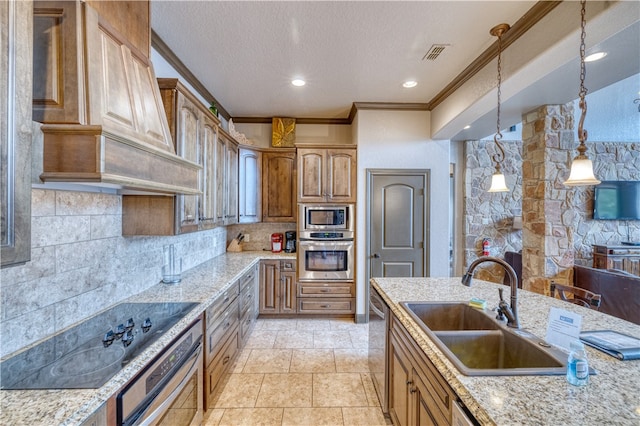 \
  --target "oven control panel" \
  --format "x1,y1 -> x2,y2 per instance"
146,334 -> 193,392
